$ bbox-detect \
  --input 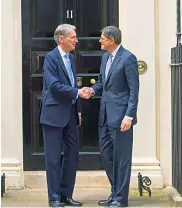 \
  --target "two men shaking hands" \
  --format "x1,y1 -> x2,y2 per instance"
40,23 -> 139,208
